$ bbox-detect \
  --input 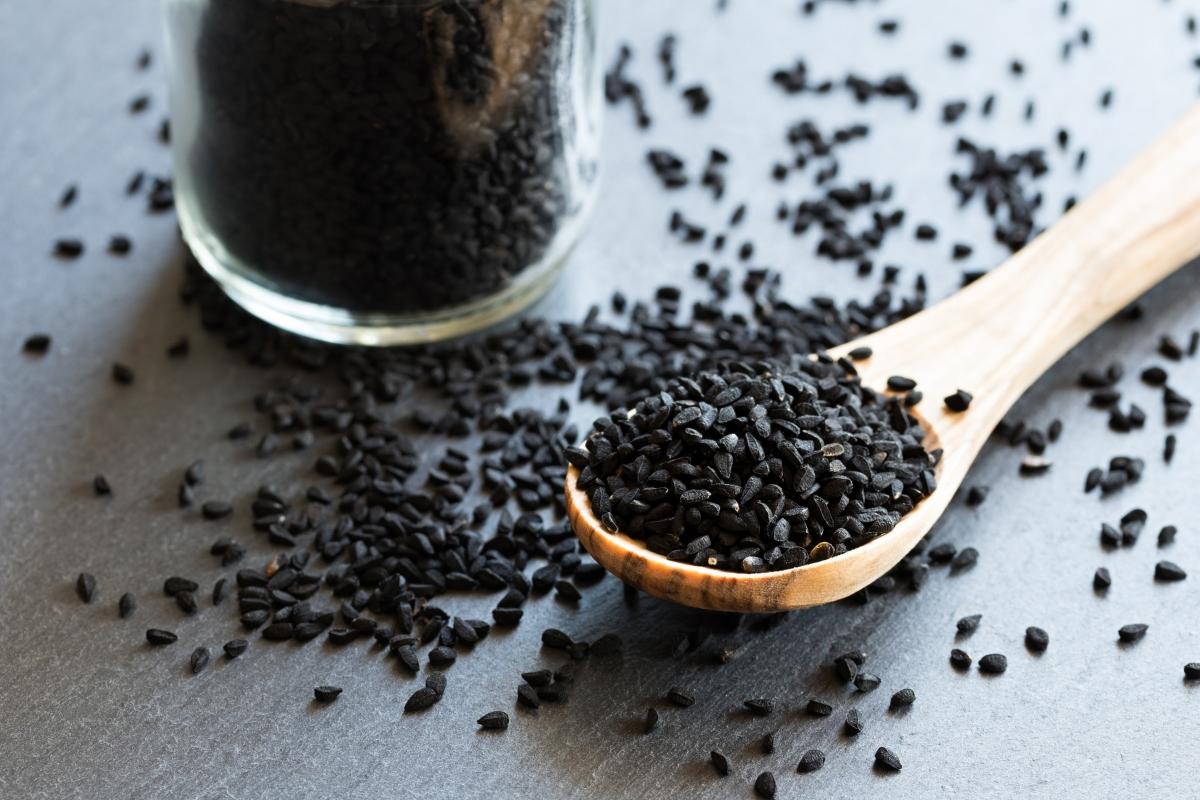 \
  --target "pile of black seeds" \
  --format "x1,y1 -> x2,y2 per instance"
167,0 -> 597,314
575,358 -> 939,572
